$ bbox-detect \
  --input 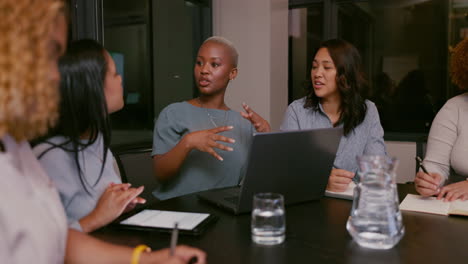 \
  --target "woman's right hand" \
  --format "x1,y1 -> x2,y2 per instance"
326,168 -> 355,192
80,183 -> 144,232
415,171 -> 442,197
142,245 -> 207,264
184,126 -> 235,161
